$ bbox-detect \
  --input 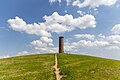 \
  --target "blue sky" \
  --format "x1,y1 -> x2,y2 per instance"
1,0 -> 120,59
